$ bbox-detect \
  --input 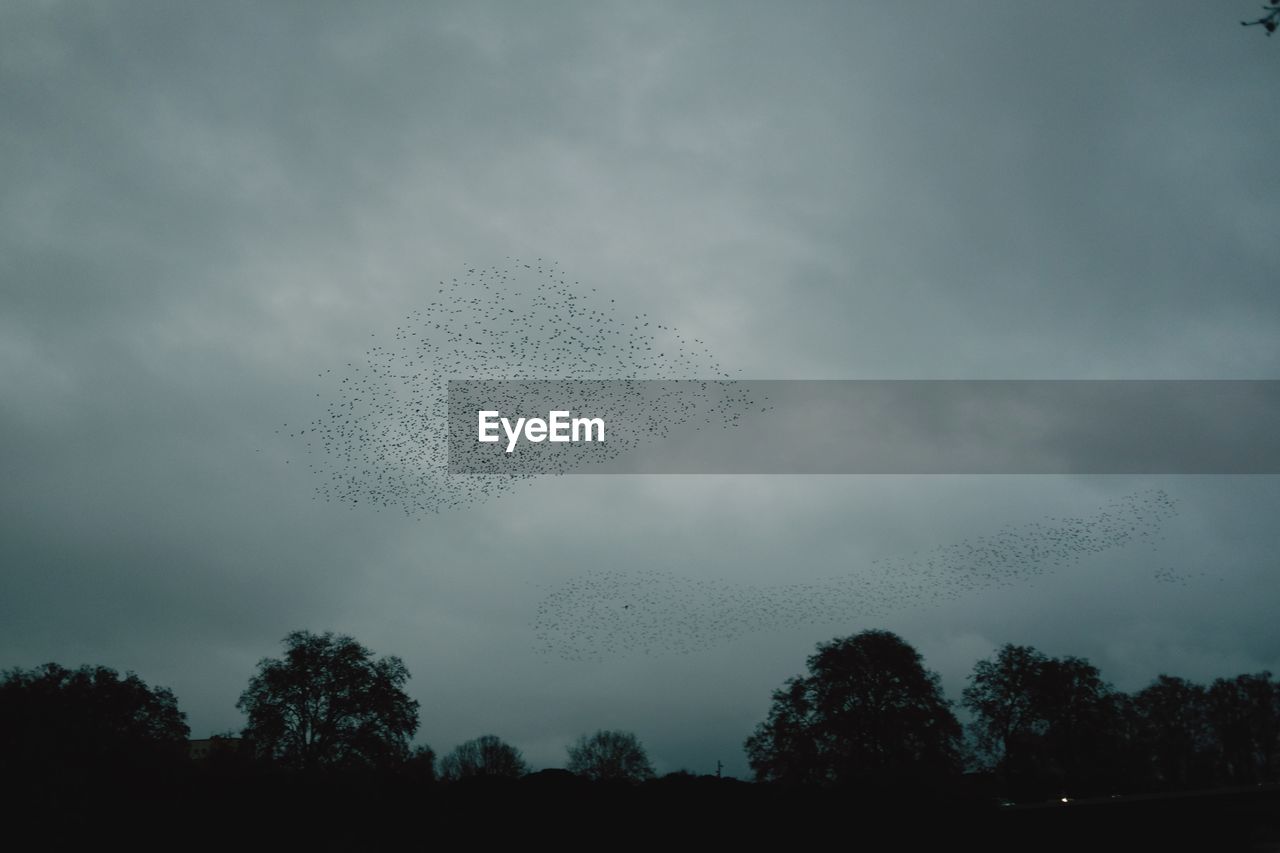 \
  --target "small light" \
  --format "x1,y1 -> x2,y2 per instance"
1060,798 -> 1069,803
